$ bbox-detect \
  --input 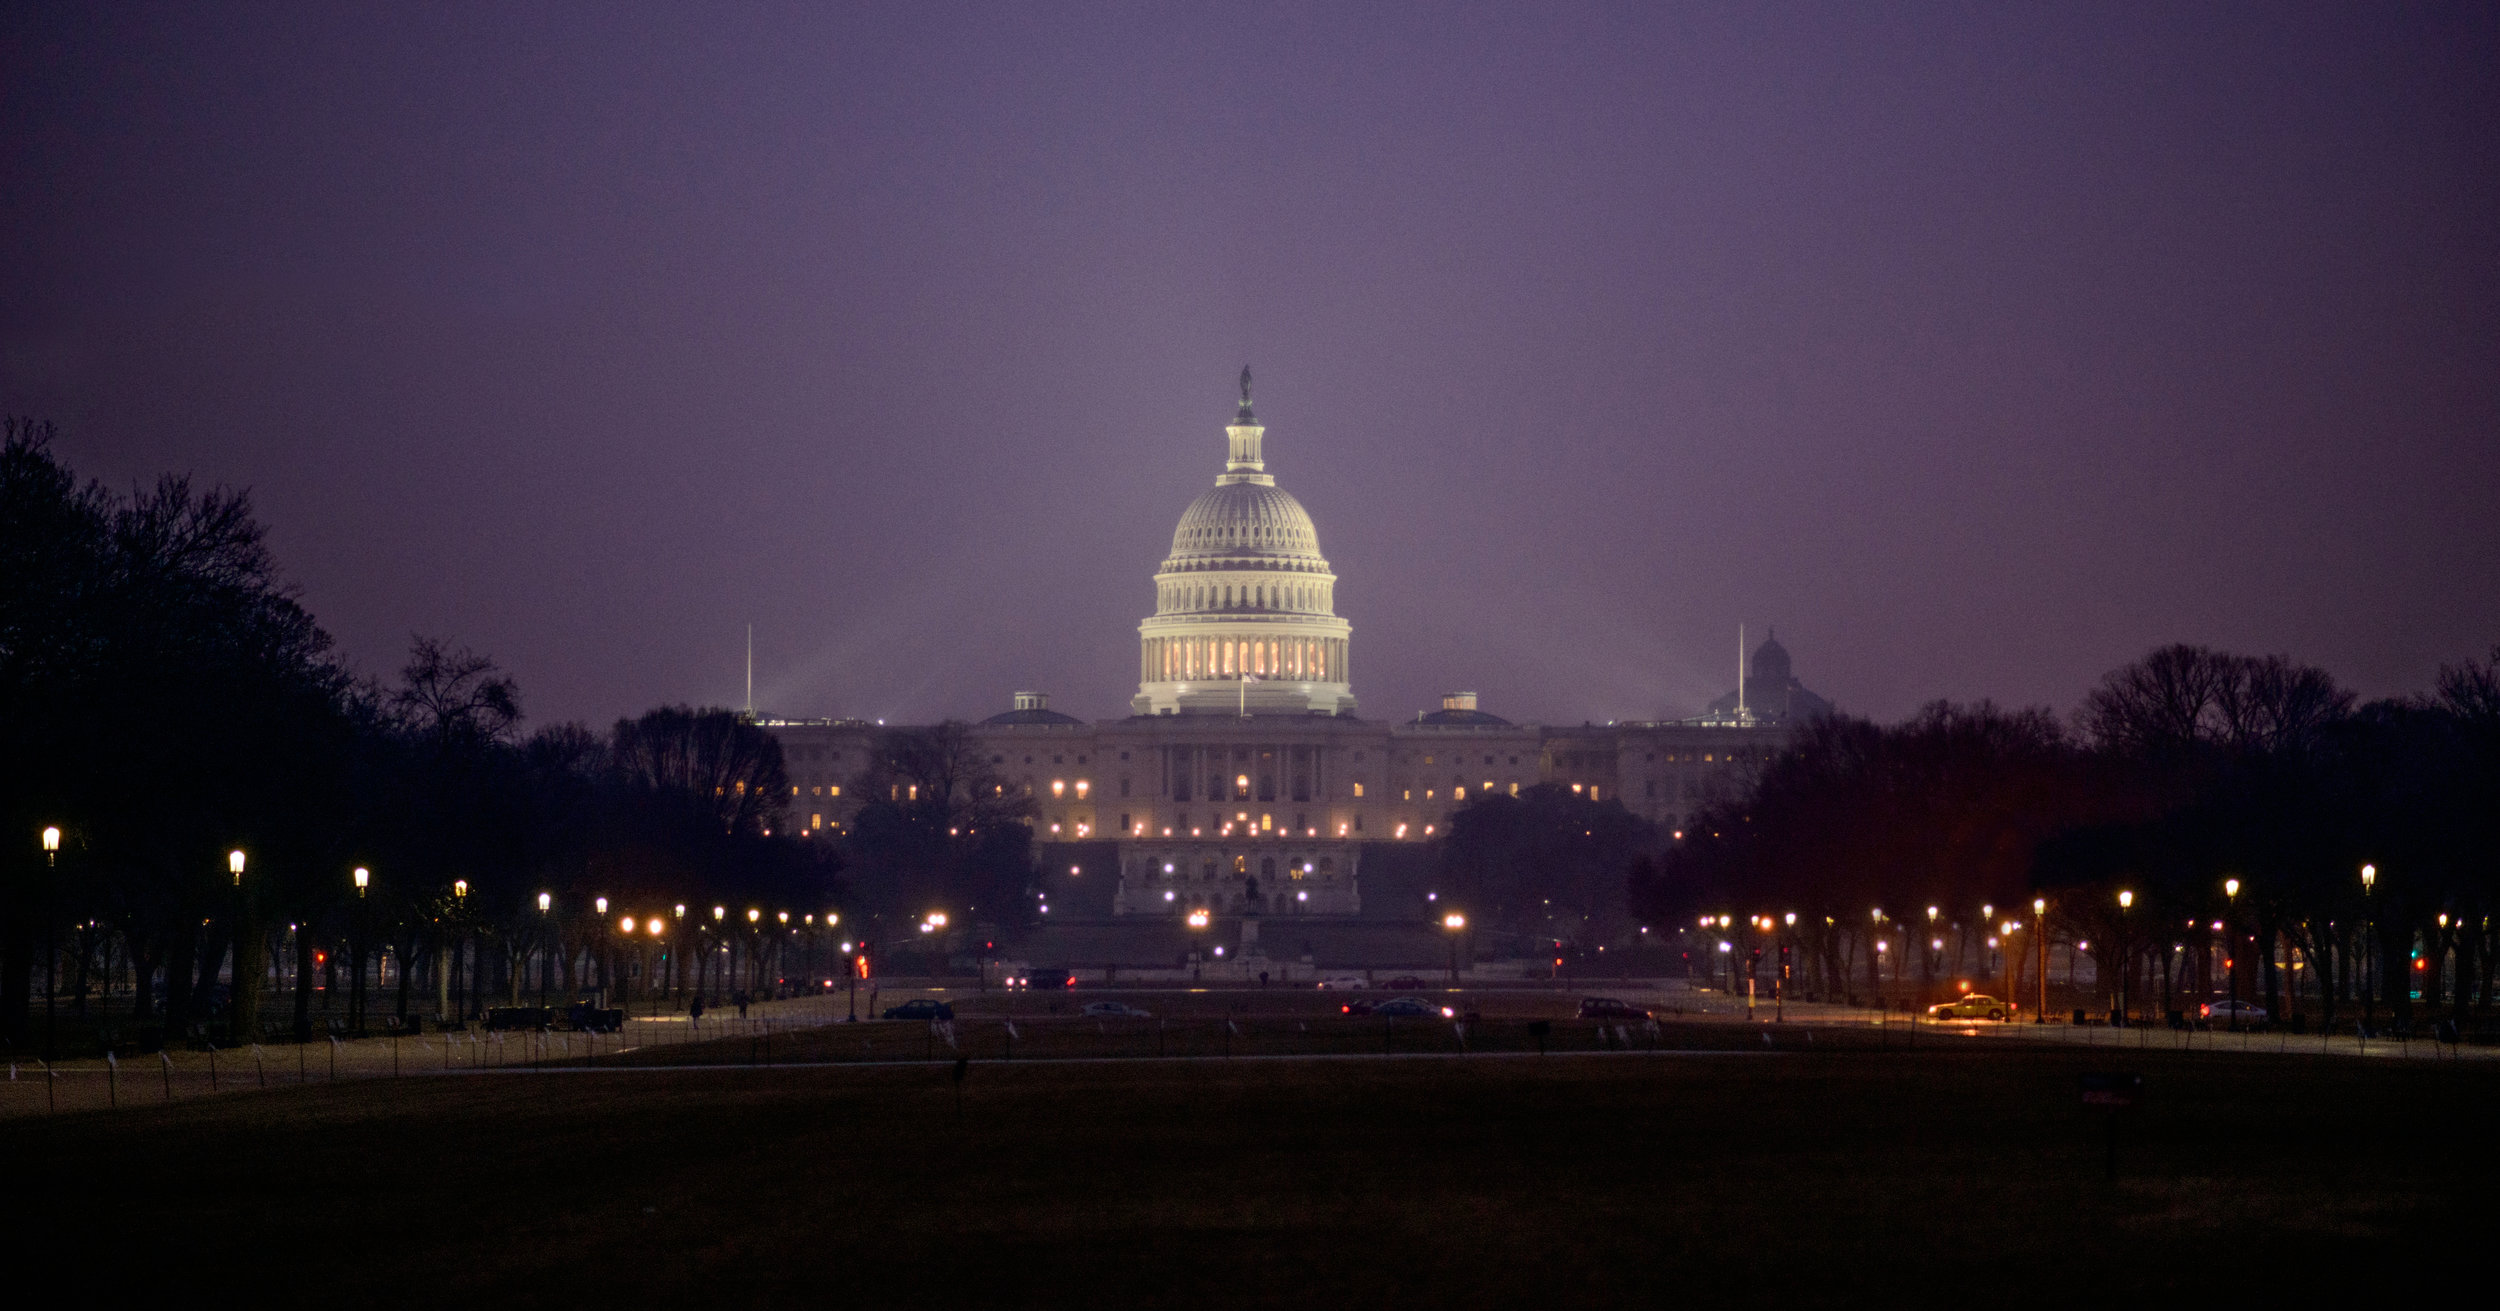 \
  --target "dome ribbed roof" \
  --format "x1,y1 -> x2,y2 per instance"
1167,483 -> 1323,563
